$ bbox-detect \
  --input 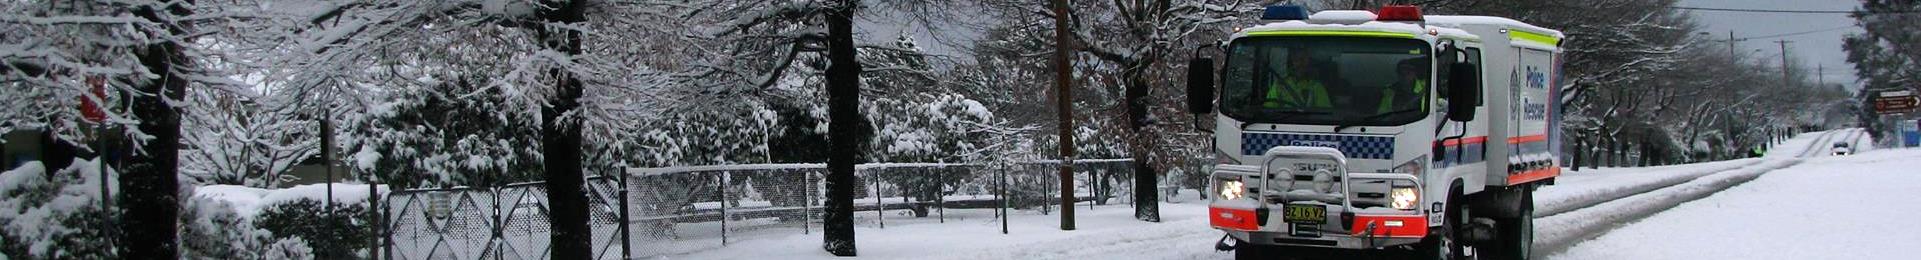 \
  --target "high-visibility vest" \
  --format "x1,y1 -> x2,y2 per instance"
1377,80 -> 1427,113
1264,77 -> 1331,109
